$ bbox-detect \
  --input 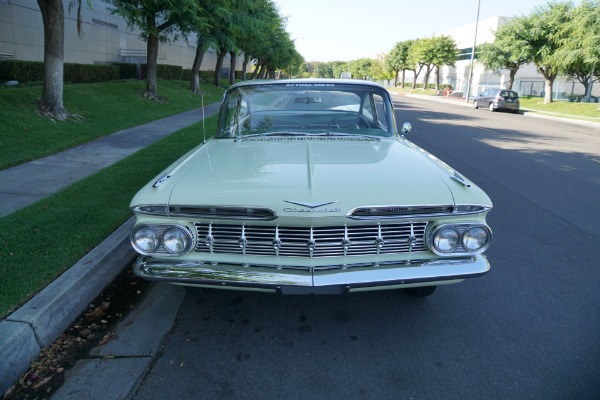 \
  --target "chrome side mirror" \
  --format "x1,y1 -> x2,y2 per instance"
400,122 -> 412,138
